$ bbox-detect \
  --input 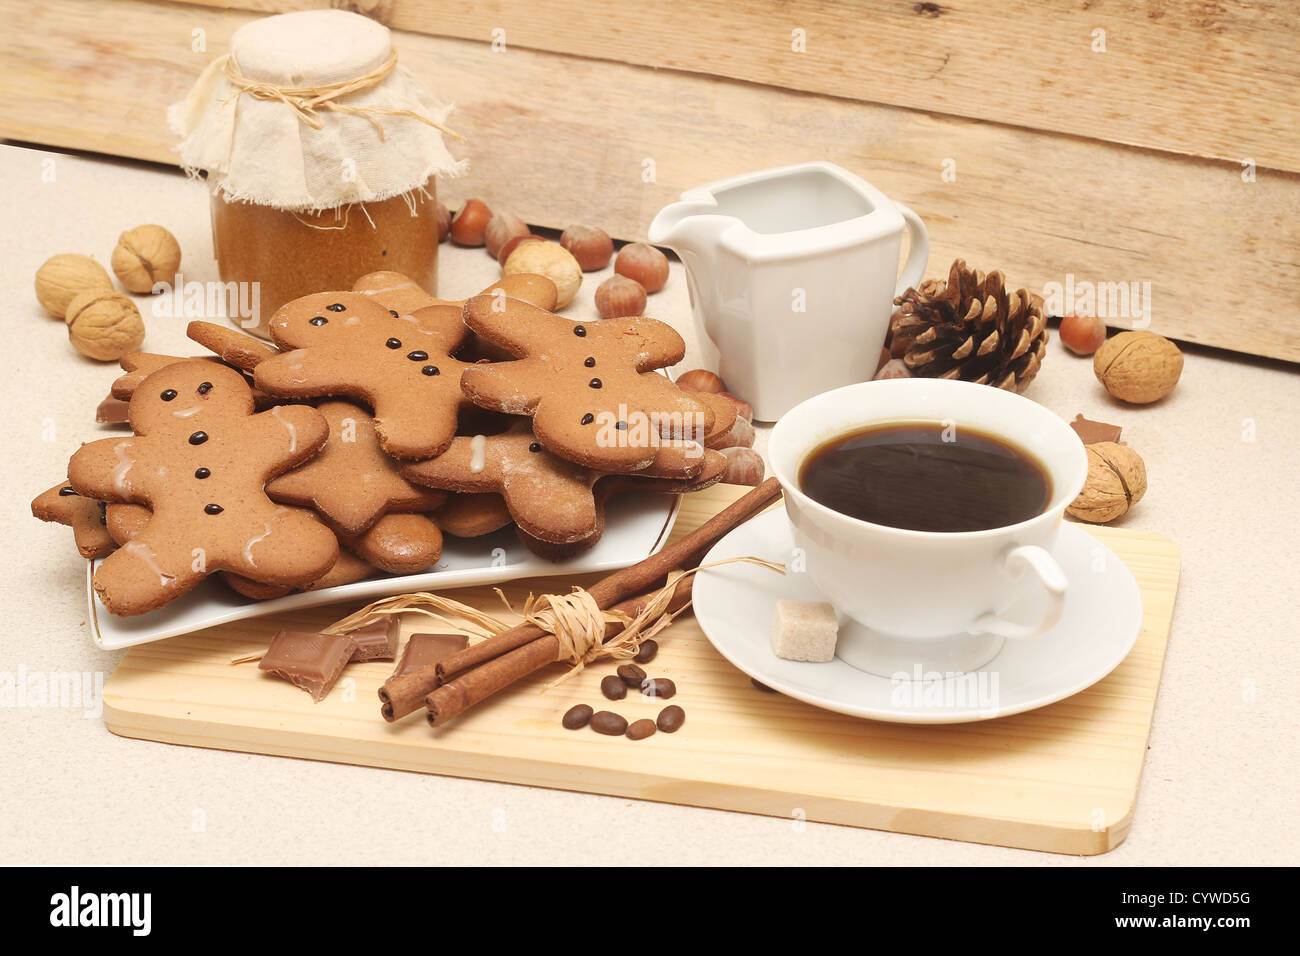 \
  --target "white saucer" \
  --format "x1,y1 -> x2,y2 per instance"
693,509 -> 1143,724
